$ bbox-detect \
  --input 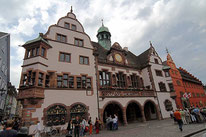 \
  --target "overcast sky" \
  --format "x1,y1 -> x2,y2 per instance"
0,0 -> 205,88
